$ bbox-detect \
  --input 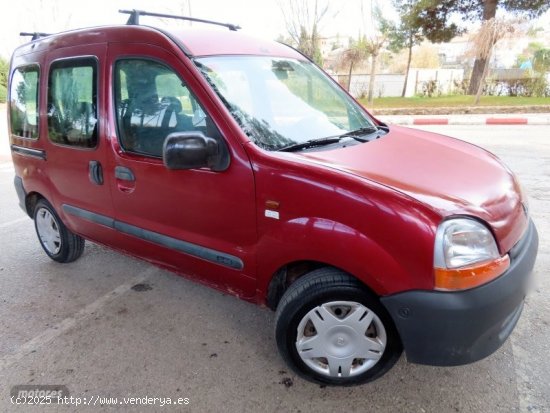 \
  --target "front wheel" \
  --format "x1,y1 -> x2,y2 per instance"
34,199 -> 85,263
275,268 -> 402,385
